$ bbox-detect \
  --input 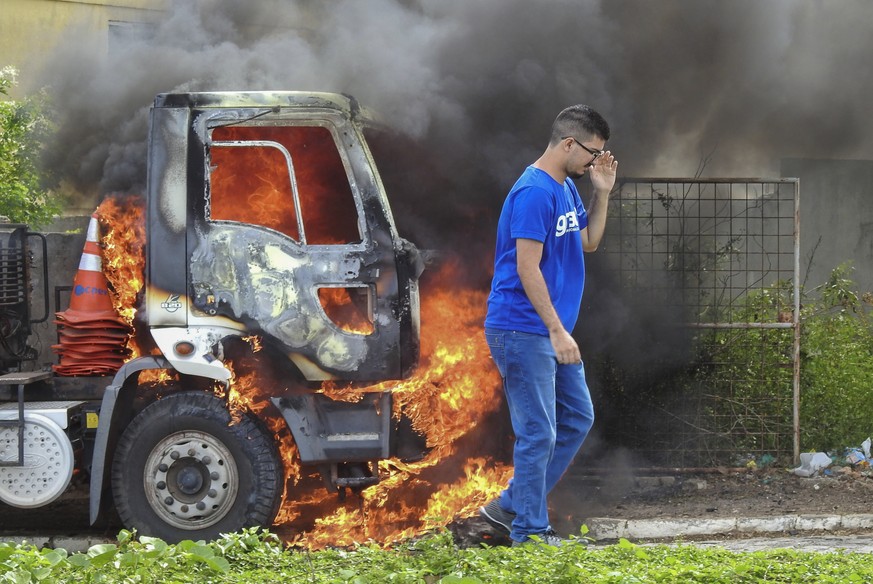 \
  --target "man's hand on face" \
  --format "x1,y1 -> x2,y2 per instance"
589,151 -> 618,194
